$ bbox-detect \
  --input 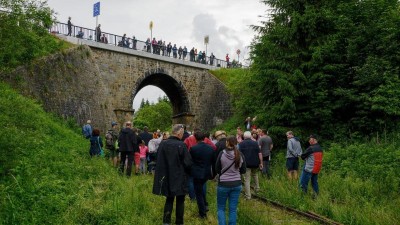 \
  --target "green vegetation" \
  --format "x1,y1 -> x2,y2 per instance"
1,0 -> 399,224
0,82 -> 316,224
0,0 -> 70,74
219,0 -> 400,139
258,143 -> 400,225
133,96 -> 173,131
210,1 -> 400,224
